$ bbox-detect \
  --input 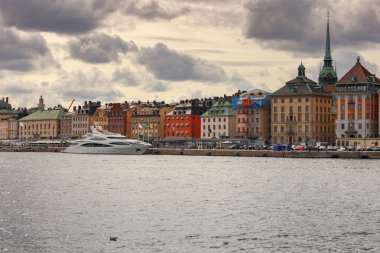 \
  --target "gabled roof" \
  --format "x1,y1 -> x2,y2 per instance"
338,57 -> 380,84
20,108 -> 65,121
202,100 -> 235,117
